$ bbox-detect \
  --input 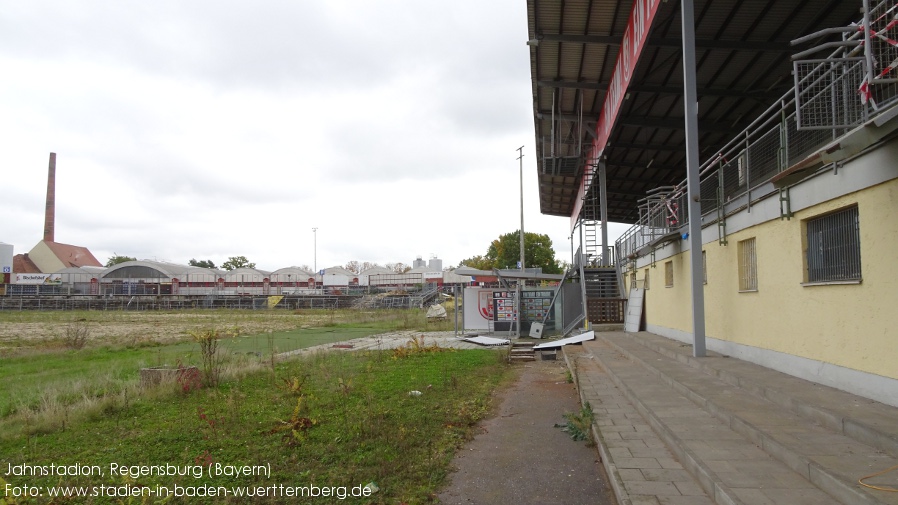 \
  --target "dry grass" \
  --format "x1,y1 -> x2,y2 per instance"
0,308 -> 453,438
4,352 -> 268,438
